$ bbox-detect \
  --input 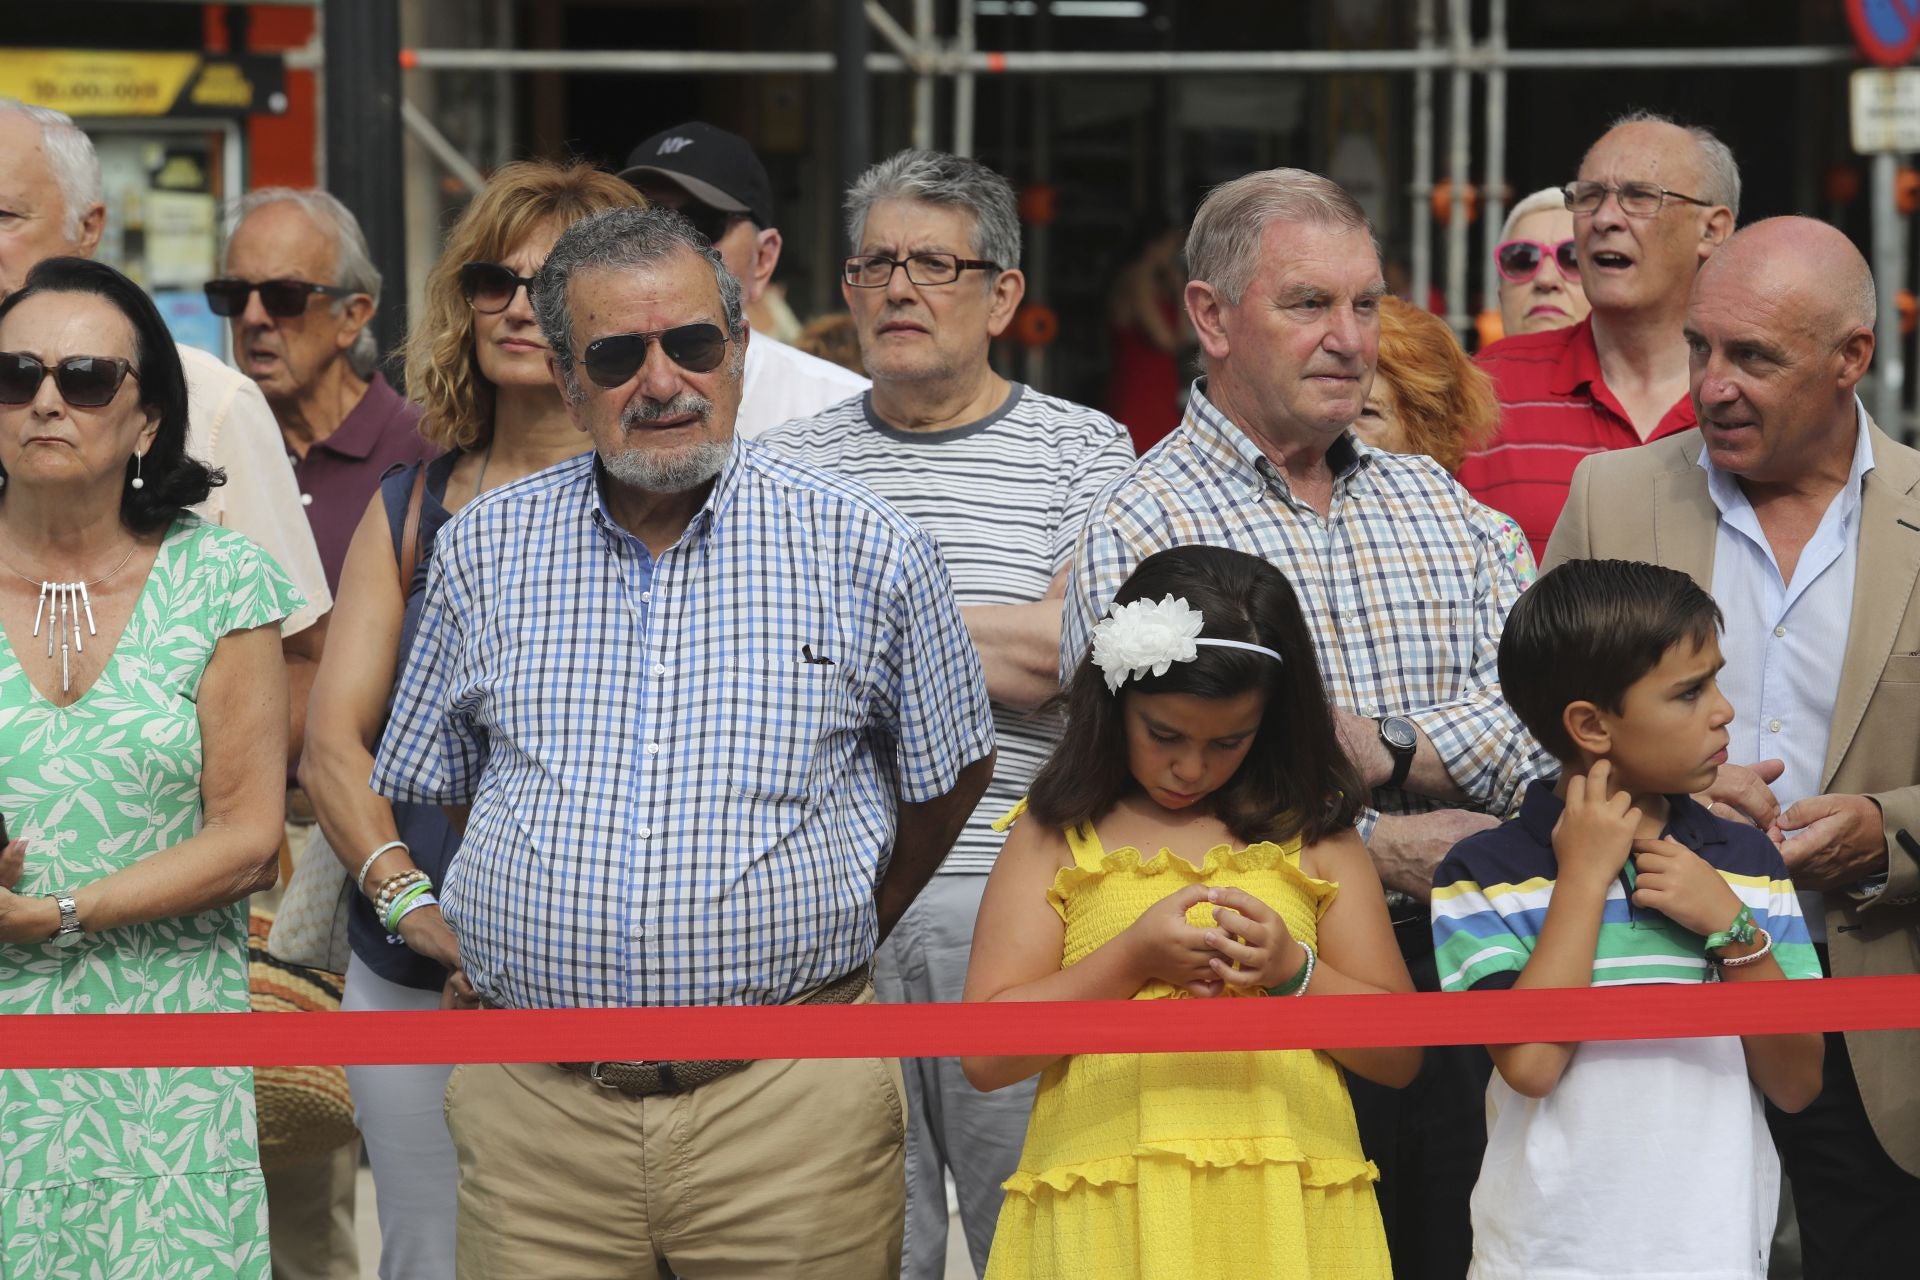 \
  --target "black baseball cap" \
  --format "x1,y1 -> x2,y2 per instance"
618,122 -> 775,227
